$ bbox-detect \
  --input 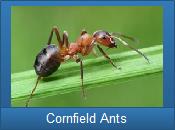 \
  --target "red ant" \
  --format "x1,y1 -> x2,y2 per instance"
25,26 -> 149,107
